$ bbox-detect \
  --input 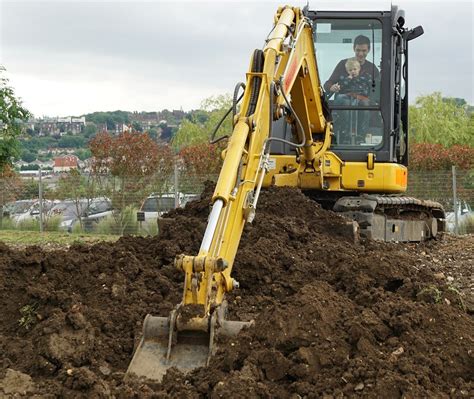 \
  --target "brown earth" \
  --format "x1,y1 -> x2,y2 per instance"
1,184 -> 473,398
